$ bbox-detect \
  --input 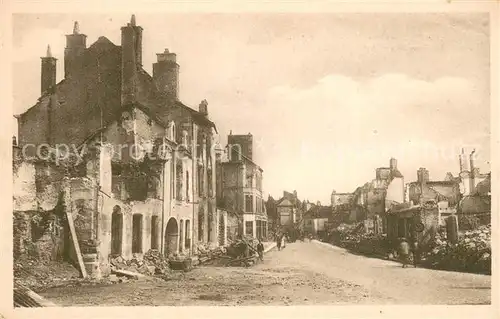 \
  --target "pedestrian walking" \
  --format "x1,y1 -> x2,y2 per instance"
282,234 -> 287,249
276,233 -> 282,251
411,239 -> 420,268
398,237 -> 411,268
257,239 -> 264,261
